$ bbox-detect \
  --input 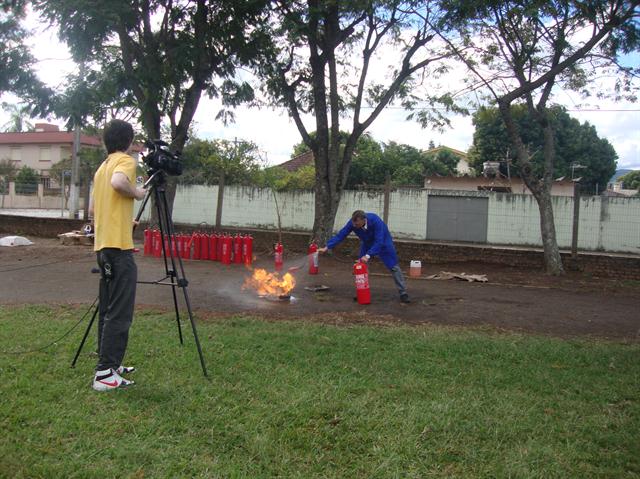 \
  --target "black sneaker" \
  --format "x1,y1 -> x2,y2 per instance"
400,294 -> 410,303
